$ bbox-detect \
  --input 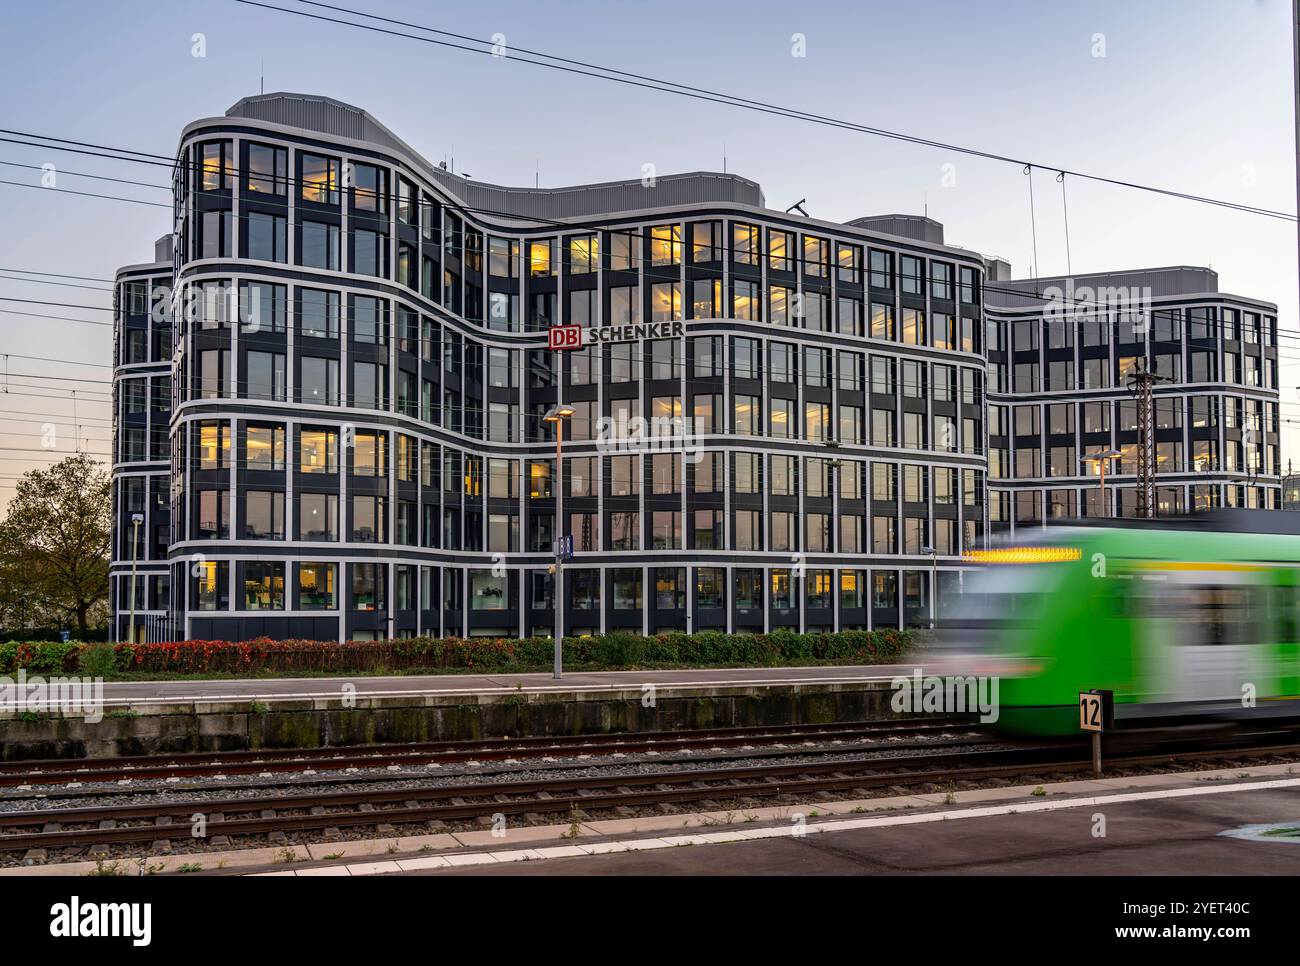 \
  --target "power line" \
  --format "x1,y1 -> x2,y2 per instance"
0,307 -> 116,328
1,370 -> 113,387
0,446 -> 111,456
0,159 -> 170,193
0,134 -> 176,169
233,0 -> 1297,222
1,127 -> 1296,333
0,148 -> 1291,350
0,273 -> 114,293
0,266 -> 118,284
0,388 -> 113,406
0,177 -> 170,208
0,296 -> 112,314
0,408 -> 113,426
0,352 -> 112,369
